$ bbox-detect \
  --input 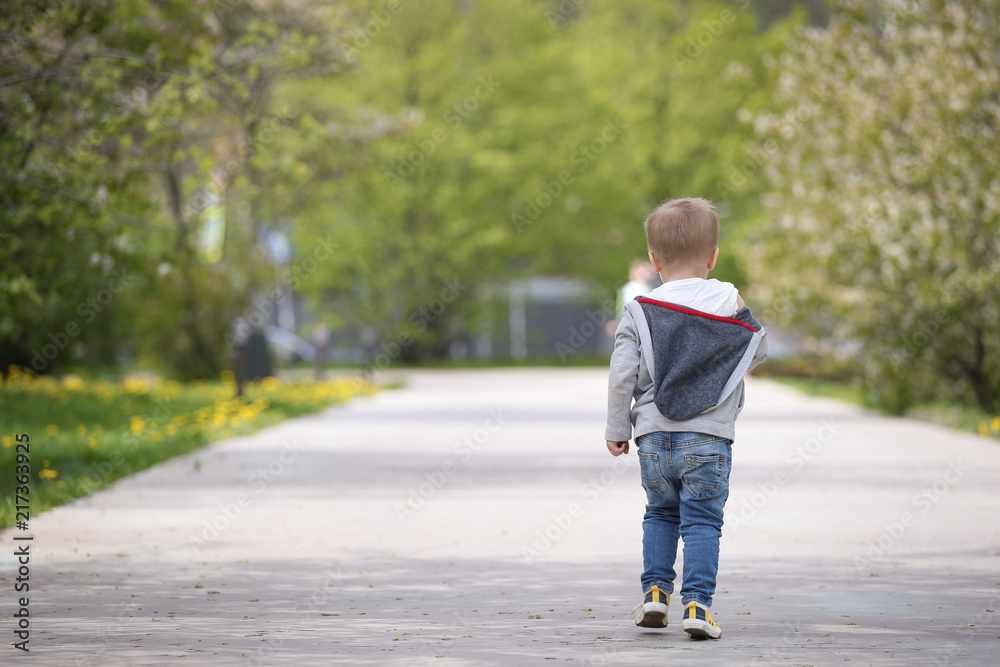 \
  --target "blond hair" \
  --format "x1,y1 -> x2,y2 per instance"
643,198 -> 719,267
